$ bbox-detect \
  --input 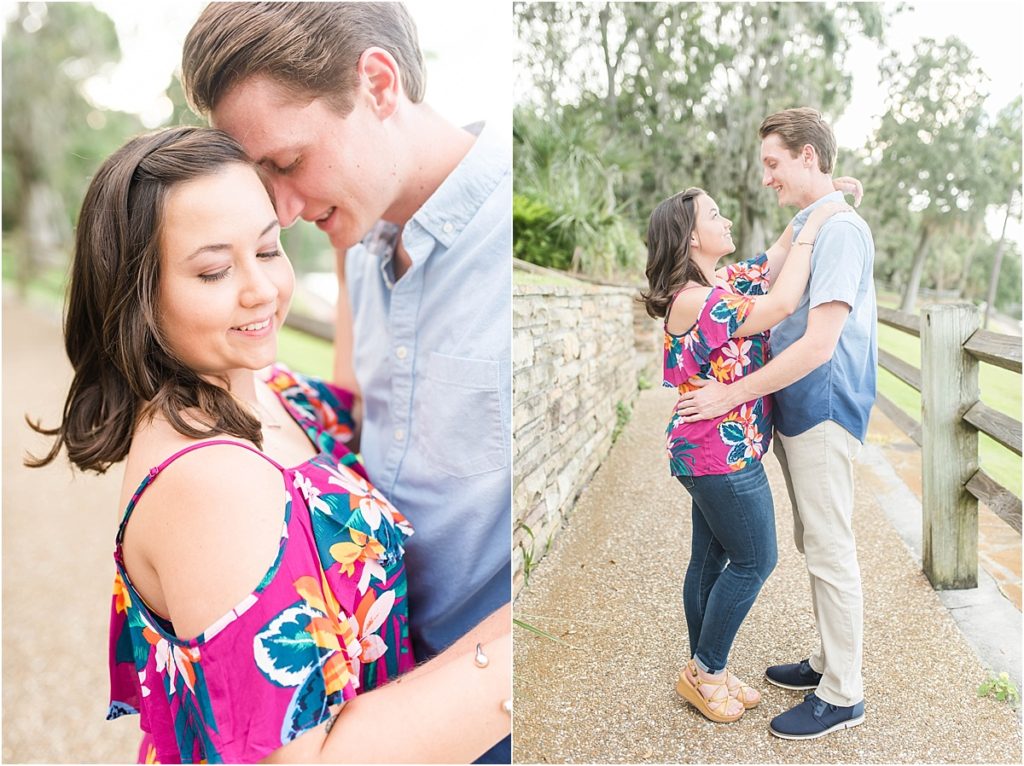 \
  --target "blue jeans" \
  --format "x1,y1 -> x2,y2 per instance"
677,460 -> 778,673
475,734 -> 510,763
